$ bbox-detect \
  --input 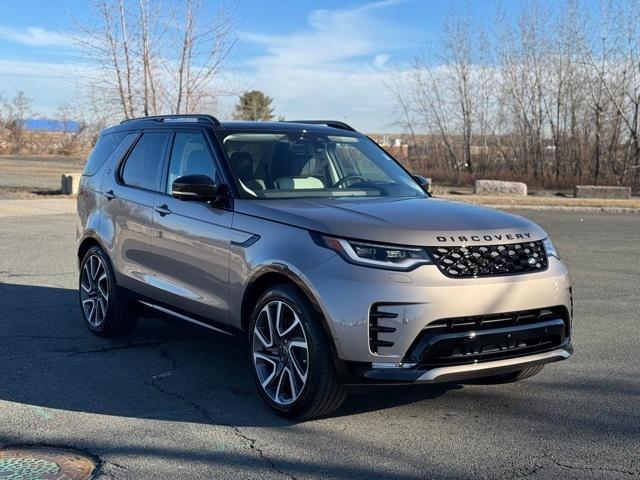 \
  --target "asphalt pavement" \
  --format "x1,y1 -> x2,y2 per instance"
0,209 -> 638,479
